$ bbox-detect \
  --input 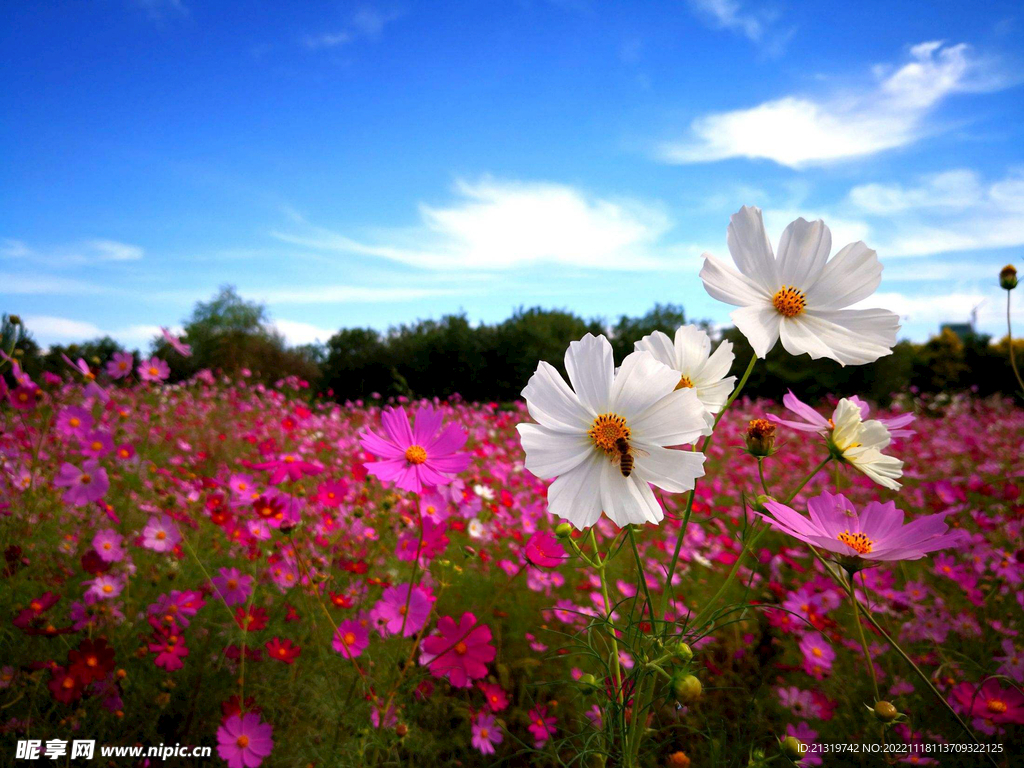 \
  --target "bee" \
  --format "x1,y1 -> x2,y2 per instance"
612,437 -> 646,478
